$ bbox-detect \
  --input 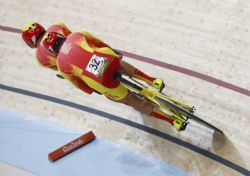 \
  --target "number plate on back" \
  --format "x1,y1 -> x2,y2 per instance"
85,55 -> 108,77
